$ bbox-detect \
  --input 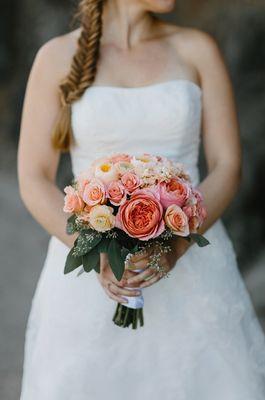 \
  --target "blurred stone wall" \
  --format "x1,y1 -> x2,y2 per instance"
1,0 -> 265,268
